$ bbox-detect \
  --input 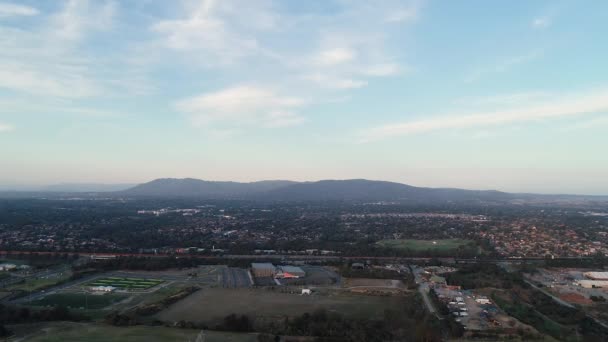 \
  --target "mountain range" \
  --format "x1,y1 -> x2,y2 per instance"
2,178 -> 606,203
118,178 -> 524,202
